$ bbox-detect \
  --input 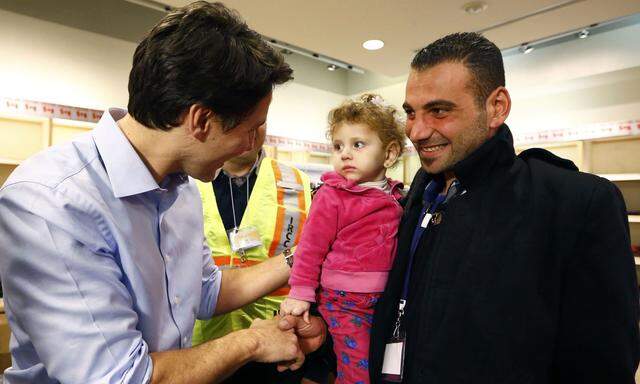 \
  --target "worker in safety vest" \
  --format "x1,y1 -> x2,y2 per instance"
193,123 -> 320,383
